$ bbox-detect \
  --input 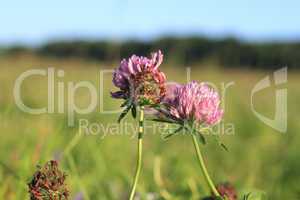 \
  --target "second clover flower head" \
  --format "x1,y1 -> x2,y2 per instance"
111,50 -> 166,106
158,81 -> 223,126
